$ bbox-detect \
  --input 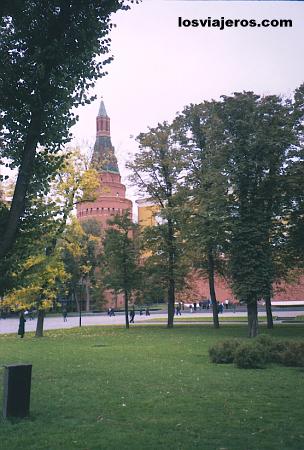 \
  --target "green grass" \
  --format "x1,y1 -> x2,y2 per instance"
1,325 -> 304,450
